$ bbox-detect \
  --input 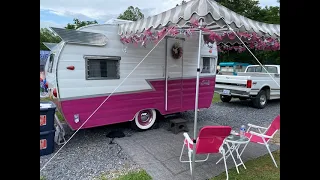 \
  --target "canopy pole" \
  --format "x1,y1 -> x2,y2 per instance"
191,19 -> 203,180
